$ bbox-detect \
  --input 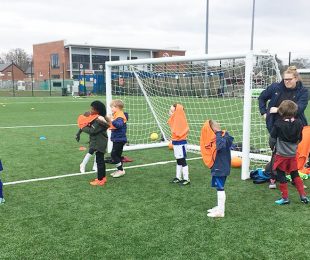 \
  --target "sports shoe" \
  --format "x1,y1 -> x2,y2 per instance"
112,170 -> 126,178
179,179 -> 191,186
80,163 -> 86,173
207,206 -> 218,213
275,198 -> 290,205
90,178 -> 107,186
170,177 -> 181,184
207,210 -> 224,218
300,196 -> 309,204
0,198 -> 5,204
269,183 -> 277,189
110,171 -> 118,177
